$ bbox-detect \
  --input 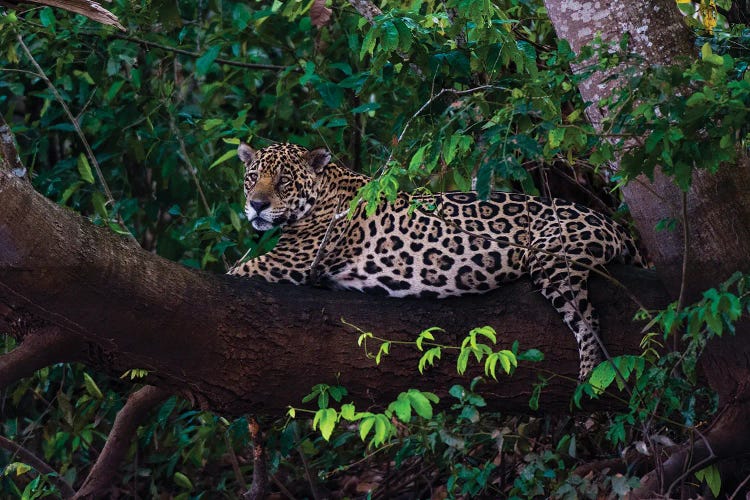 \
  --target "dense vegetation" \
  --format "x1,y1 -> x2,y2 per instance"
2,0 -> 750,497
